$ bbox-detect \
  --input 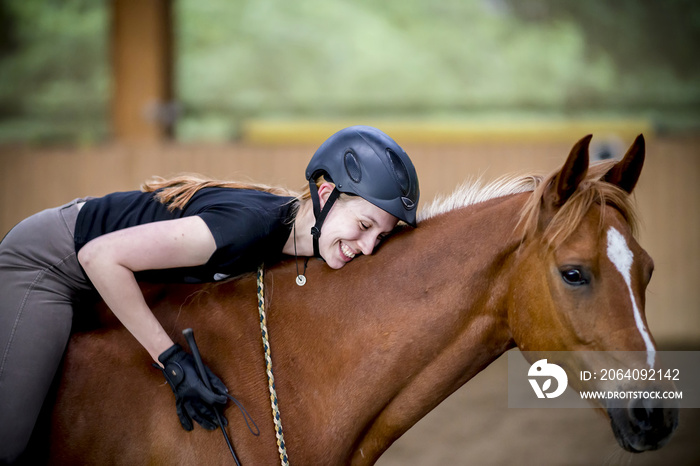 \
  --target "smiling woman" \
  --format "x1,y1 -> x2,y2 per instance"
0,125 -> 419,463
306,186 -> 400,269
